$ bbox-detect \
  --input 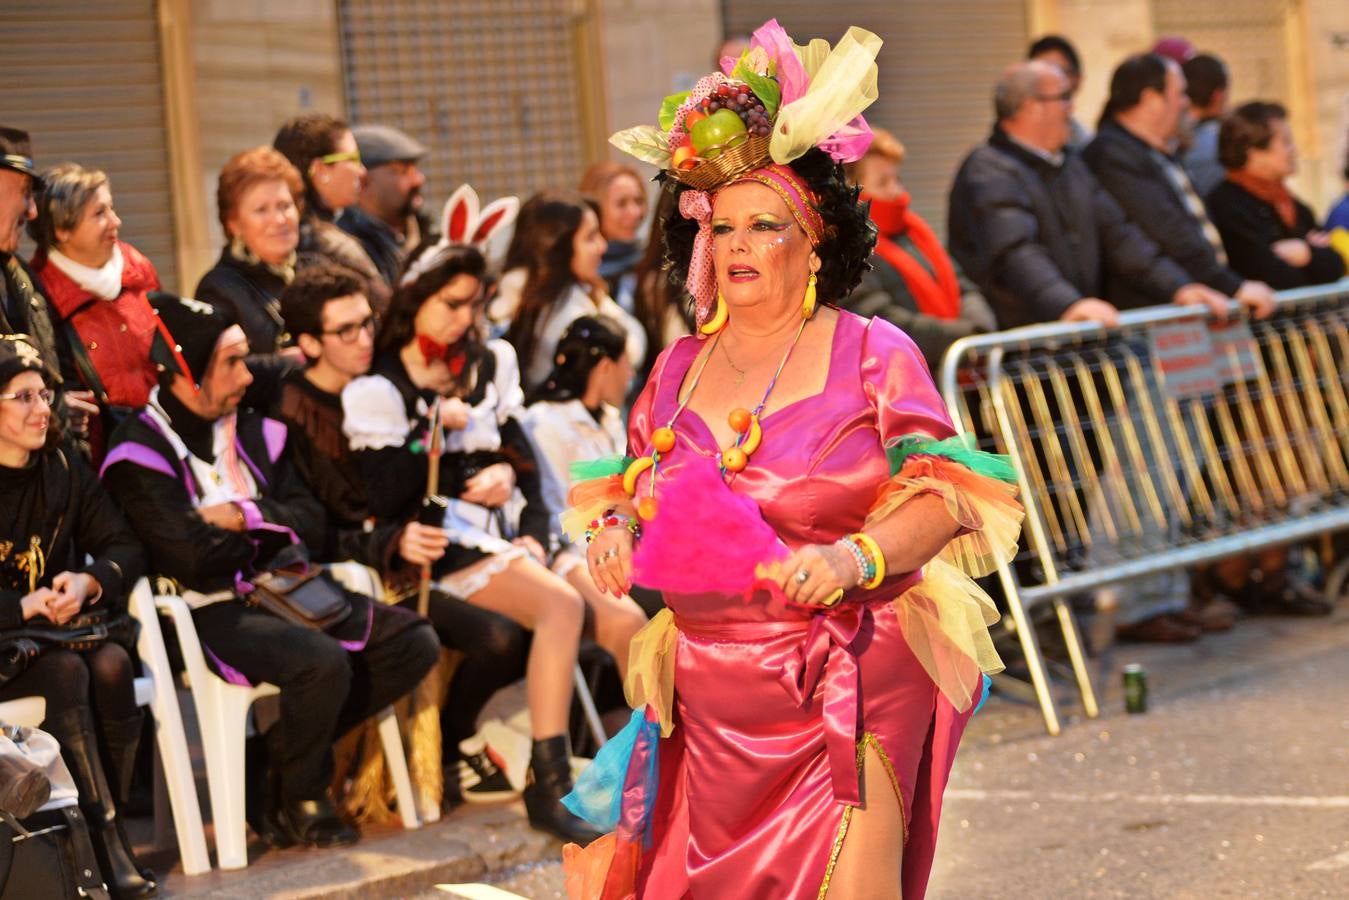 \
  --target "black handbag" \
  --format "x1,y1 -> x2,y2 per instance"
246,547 -> 352,632
0,607 -> 139,689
